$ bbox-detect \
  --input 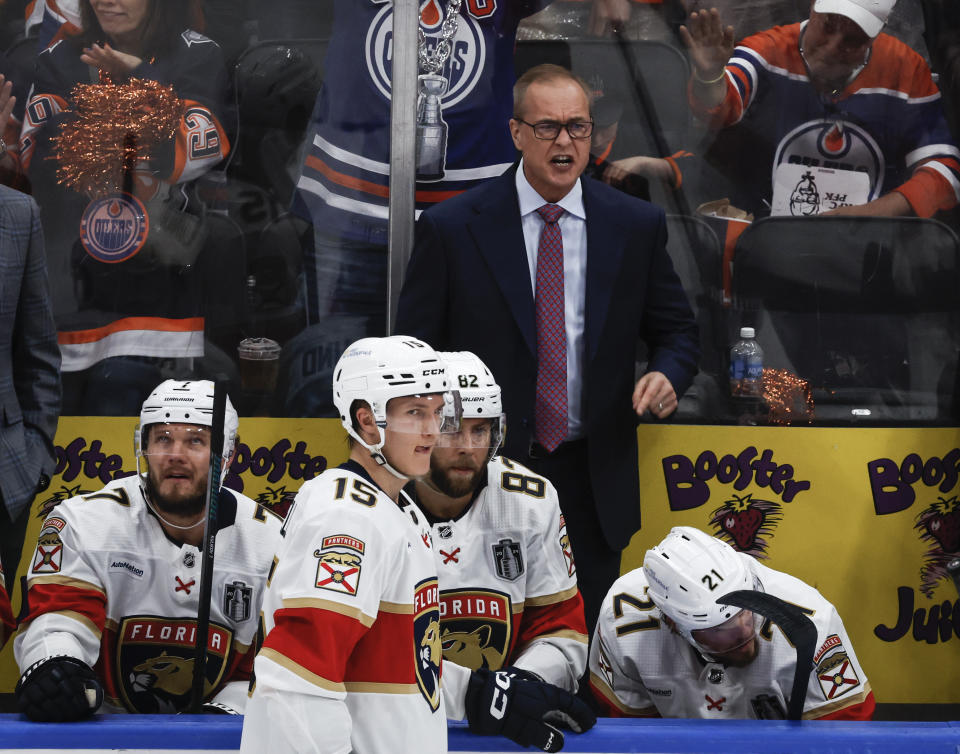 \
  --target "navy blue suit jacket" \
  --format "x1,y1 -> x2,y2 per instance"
395,167 -> 699,550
